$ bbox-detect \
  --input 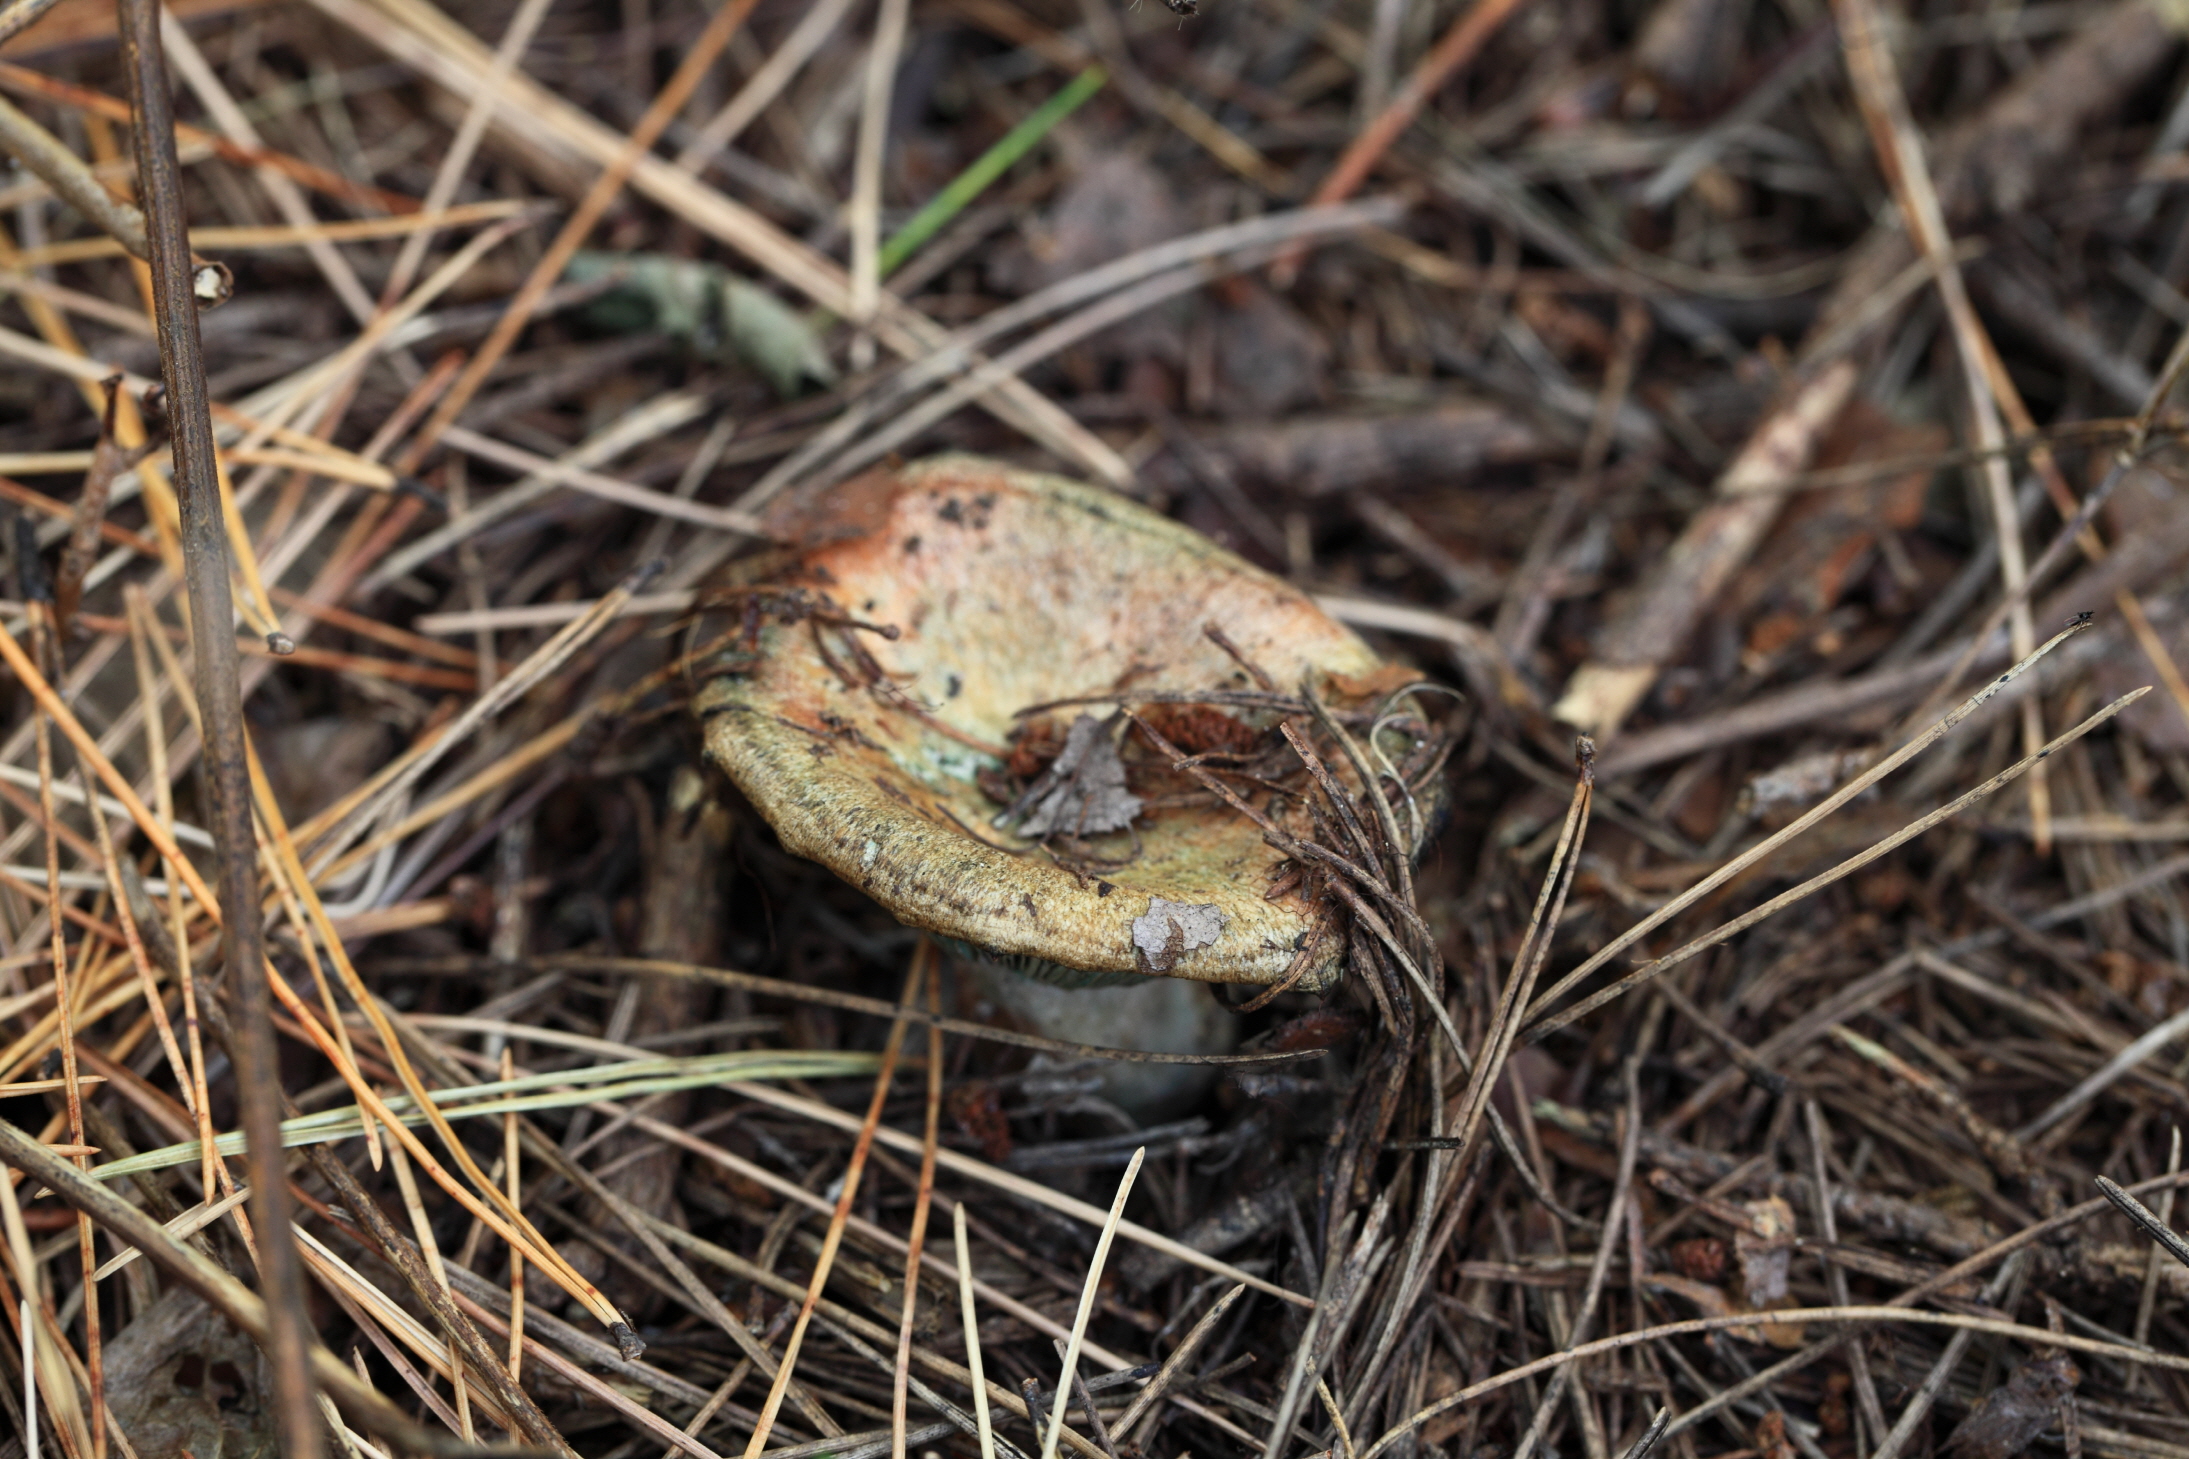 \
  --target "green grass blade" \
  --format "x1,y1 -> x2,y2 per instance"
877,66 -> 1106,280
91,1049 -> 881,1181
